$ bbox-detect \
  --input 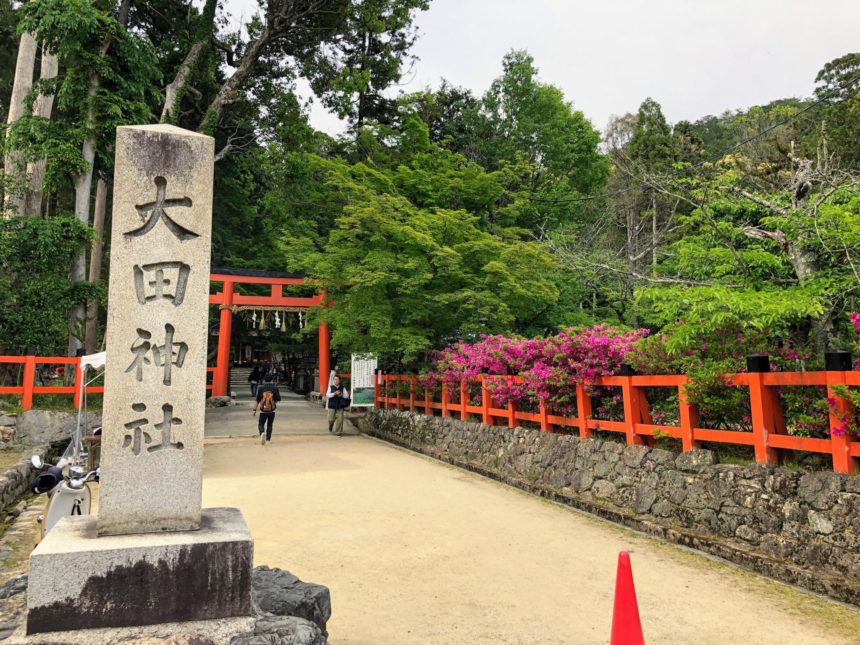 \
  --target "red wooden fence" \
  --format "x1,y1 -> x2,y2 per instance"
374,371 -> 860,474
0,354 -> 215,410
